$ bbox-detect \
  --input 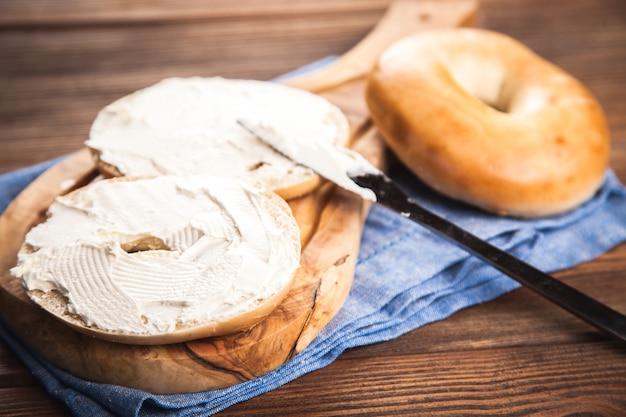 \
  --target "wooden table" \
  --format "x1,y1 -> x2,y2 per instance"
1,0 -> 625,415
